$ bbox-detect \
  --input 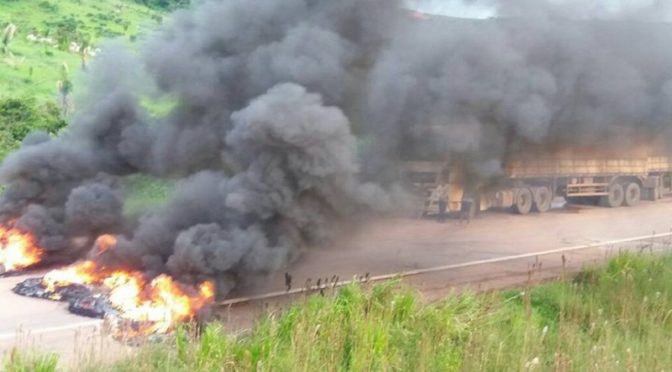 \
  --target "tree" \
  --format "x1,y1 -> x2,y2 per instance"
57,63 -> 73,115
0,97 -> 67,157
